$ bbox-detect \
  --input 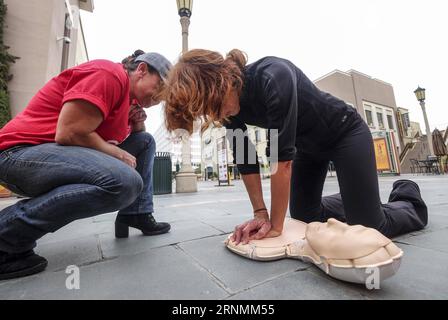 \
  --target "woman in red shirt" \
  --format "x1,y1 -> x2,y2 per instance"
0,50 -> 171,280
